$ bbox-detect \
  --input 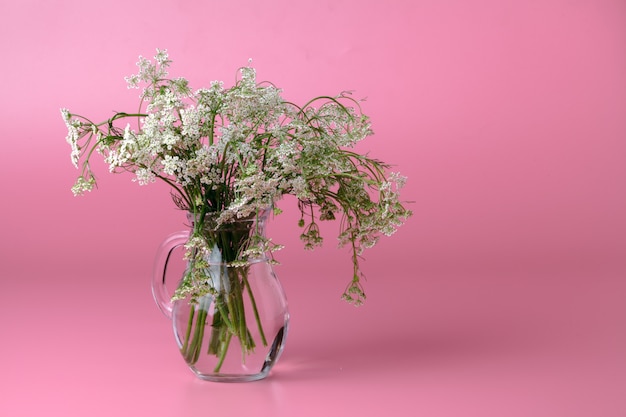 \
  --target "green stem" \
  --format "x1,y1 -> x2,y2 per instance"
243,273 -> 267,346
215,295 -> 236,333
230,274 -> 249,351
208,311 -> 223,355
213,331 -> 233,373
180,307 -> 195,356
184,306 -> 207,364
